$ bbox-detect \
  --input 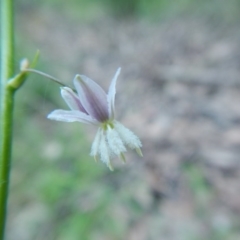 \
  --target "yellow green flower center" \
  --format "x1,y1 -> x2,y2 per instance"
101,120 -> 114,131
